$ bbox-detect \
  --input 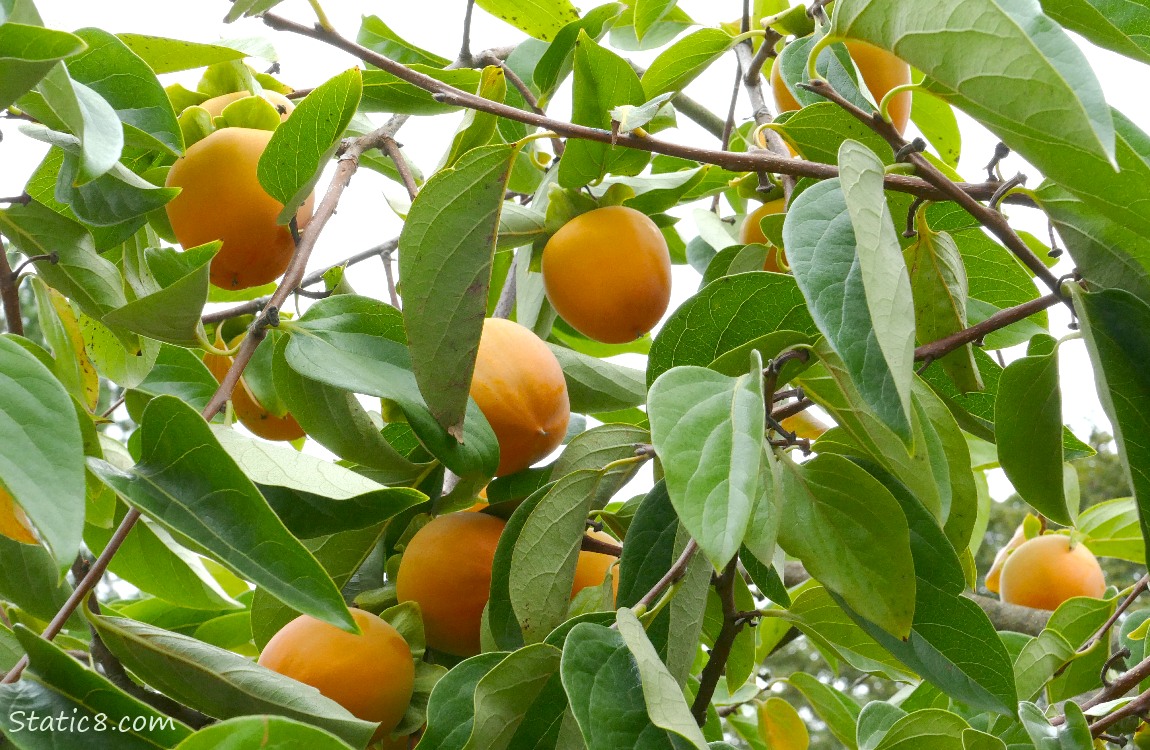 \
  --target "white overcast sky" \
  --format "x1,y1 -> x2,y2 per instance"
3,0 -> 1146,498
